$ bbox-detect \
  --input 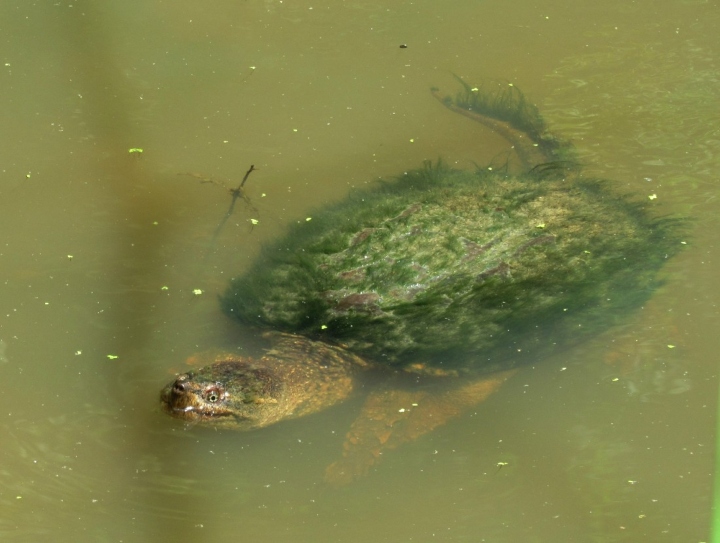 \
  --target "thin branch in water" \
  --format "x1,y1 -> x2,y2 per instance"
238,164 -> 256,190
212,164 -> 257,241
180,166 -> 260,246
